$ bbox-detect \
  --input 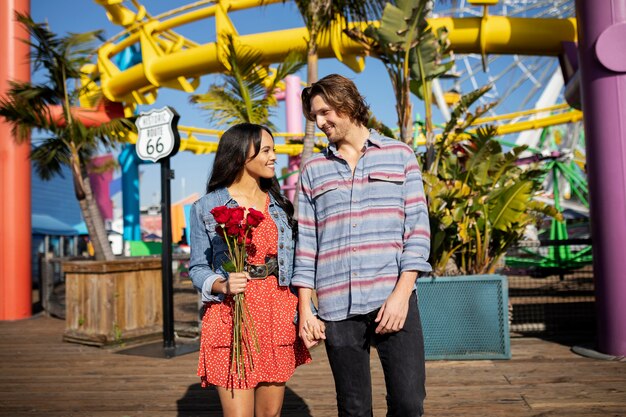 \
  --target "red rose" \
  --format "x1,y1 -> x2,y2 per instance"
247,242 -> 256,257
230,207 -> 245,224
210,206 -> 230,224
246,208 -> 265,227
226,223 -> 241,237
216,225 -> 225,238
